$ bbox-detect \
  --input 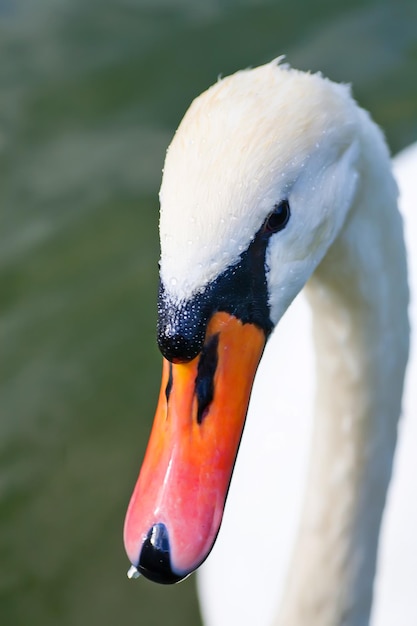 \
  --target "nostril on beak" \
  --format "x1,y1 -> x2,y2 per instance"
135,523 -> 187,585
